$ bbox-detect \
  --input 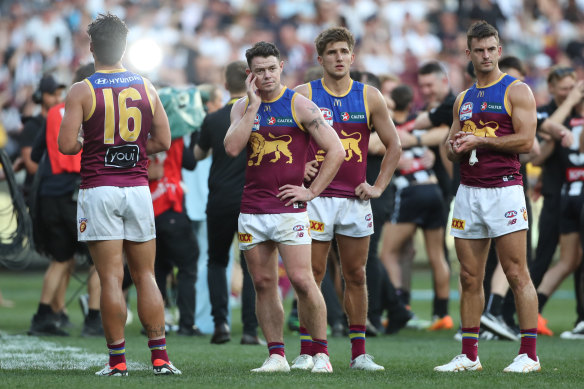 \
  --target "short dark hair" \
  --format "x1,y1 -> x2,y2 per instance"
466,20 -> 499,50
418,61 -> 447,77
87,13 -> 128,66
391,85 -> 414,112
499,56 -> 525,77
245,41 -> 280,68
314,26 -> 355,57
74,62 -> 95,83
303,65 -> 324,83
547,65 -> 576,84
361,72 -> 381,89
225,60 -> 247,94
